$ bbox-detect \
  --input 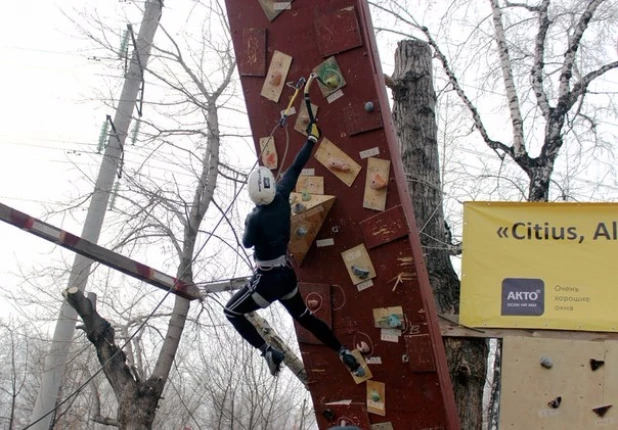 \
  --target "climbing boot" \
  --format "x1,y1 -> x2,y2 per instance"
339,348 -> 365,377
262,346 -> 285,376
